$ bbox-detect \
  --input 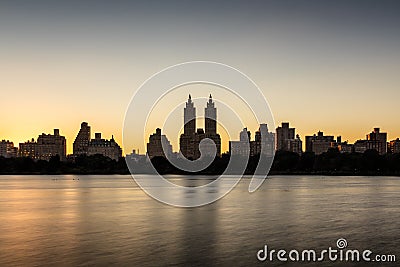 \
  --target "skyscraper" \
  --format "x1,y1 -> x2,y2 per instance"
276,122 -> 302,154
180,95 -> 196,158
205,94 -> 216,134
240,128 -> 251,142
73,122 -> 91,156
184,94 -> 196,135
147,128 -> 173,159
179,94 -> 221,159
366,128 -> 387,155
305,131 -> 335,155
203,94 -> 221,158
276,122 -> 295,151
252,124 -> 275,156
